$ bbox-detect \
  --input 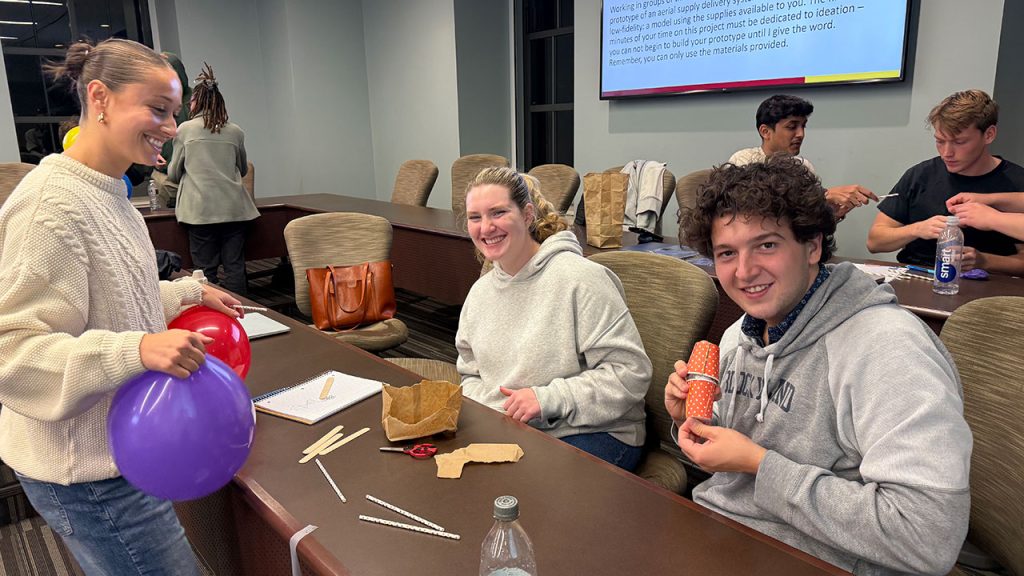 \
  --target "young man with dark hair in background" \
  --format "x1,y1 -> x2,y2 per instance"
730,94 -> 878,219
